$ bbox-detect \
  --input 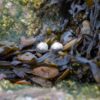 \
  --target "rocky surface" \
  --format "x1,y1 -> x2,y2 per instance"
0,87 -> 66,100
